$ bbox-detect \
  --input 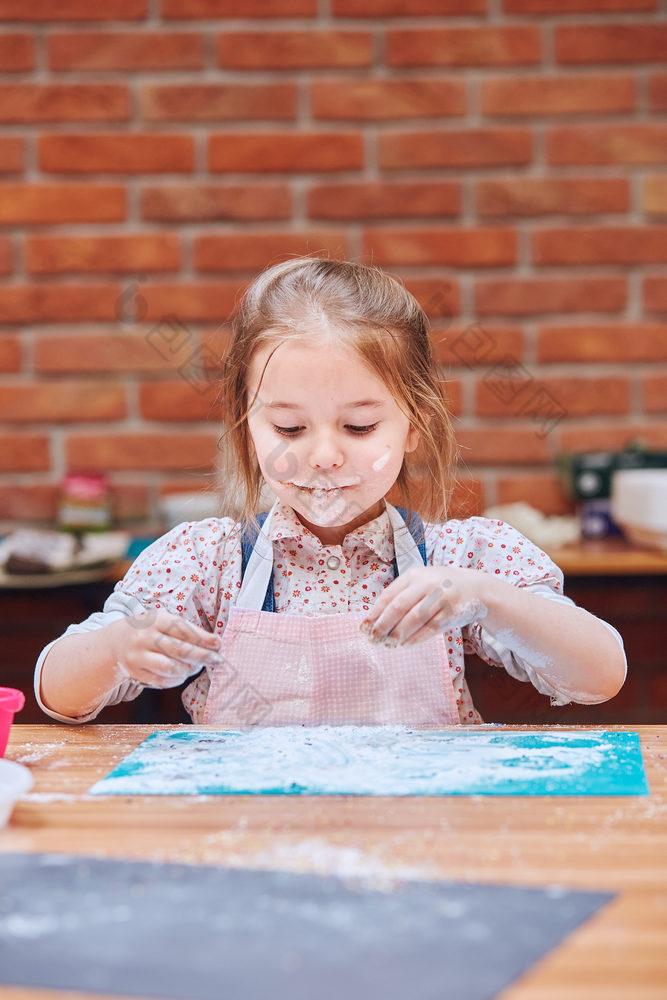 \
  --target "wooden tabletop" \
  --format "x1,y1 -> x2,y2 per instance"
3,724 -> 667,1000
546,539 -> 667,577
